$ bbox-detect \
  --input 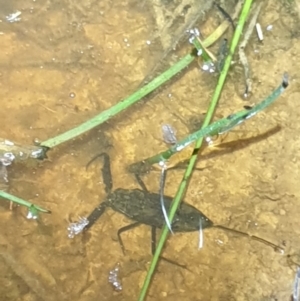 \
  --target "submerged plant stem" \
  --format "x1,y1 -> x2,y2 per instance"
41,54 -> 194,149
0,190 -> 50,214
141,74 -> 288,165
40,18 -> 233,150
138,1 -> 254,300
